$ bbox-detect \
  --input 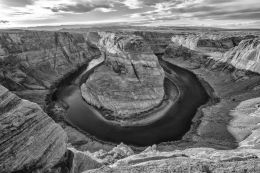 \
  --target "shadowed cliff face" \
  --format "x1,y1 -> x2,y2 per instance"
81,32 -> 165,117
0,31 -> 100,92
